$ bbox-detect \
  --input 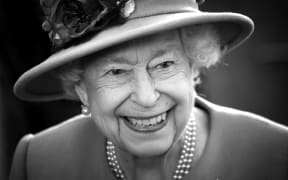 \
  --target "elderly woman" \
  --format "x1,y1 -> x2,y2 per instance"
10,0 -> 288,180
